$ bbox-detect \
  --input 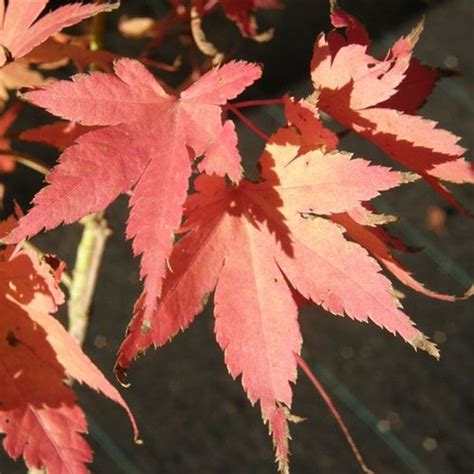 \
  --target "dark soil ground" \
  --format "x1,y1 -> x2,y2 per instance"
1,0 -> 473,473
